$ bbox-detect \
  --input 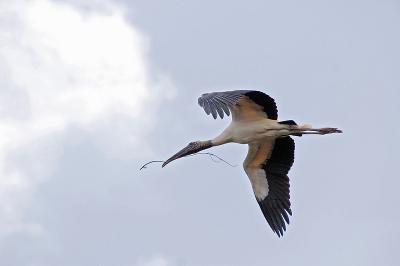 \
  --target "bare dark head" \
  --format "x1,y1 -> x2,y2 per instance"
162,141 -> 212,167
